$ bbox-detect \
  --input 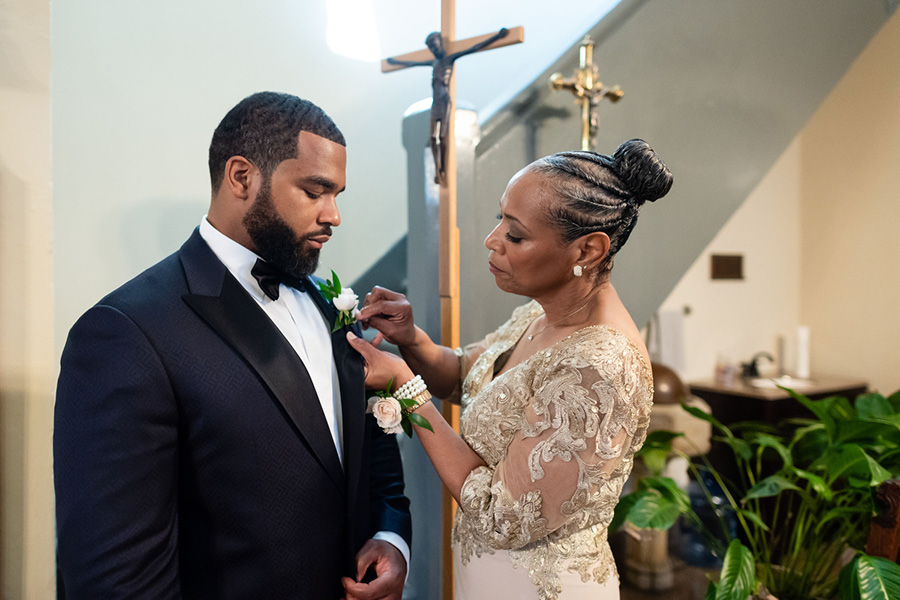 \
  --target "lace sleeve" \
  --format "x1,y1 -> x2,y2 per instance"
457,338 -> 651,550
447,301 -> 540,403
